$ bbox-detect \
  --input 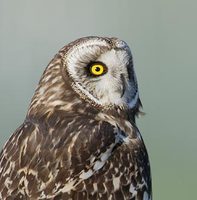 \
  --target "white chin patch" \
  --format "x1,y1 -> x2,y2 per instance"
98,89 -> 139,109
